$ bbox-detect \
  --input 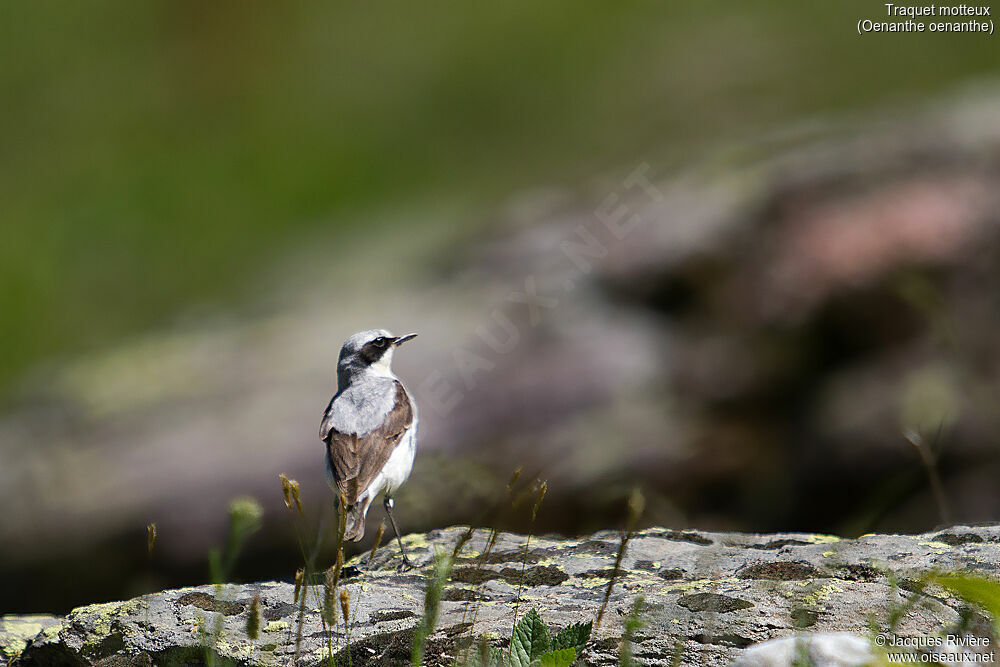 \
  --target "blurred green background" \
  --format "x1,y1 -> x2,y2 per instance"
2,1 -> 996,396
